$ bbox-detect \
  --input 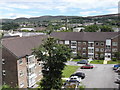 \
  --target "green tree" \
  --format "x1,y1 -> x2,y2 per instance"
2,22 -> 19,30
114,52 -> 120,60
84,25 -> 99,32
33,37 -> 71,90
100,25 -> 114,32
